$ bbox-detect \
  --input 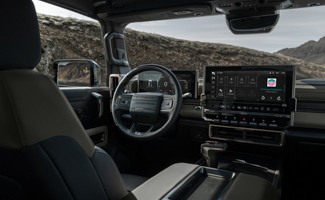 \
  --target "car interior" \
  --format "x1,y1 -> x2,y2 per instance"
1,0 -> 325,199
